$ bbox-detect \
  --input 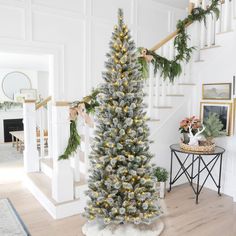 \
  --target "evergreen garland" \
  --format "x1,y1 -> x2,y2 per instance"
58,120 -> 81,160
58,89 -> 100,161
138,0 -> 221,82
